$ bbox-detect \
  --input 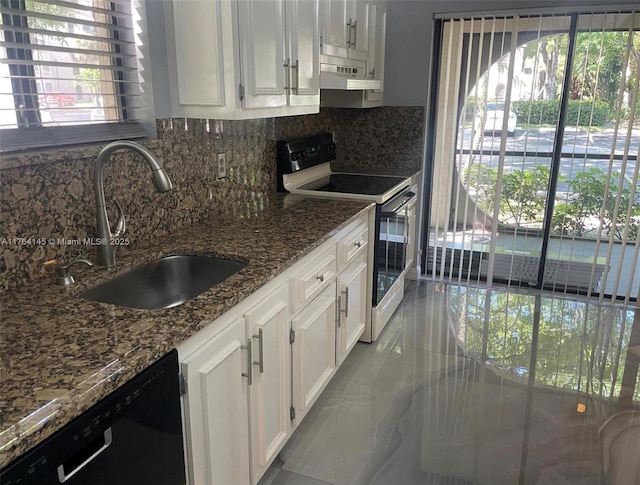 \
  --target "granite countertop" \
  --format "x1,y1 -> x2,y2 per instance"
0,194 -> 372,468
